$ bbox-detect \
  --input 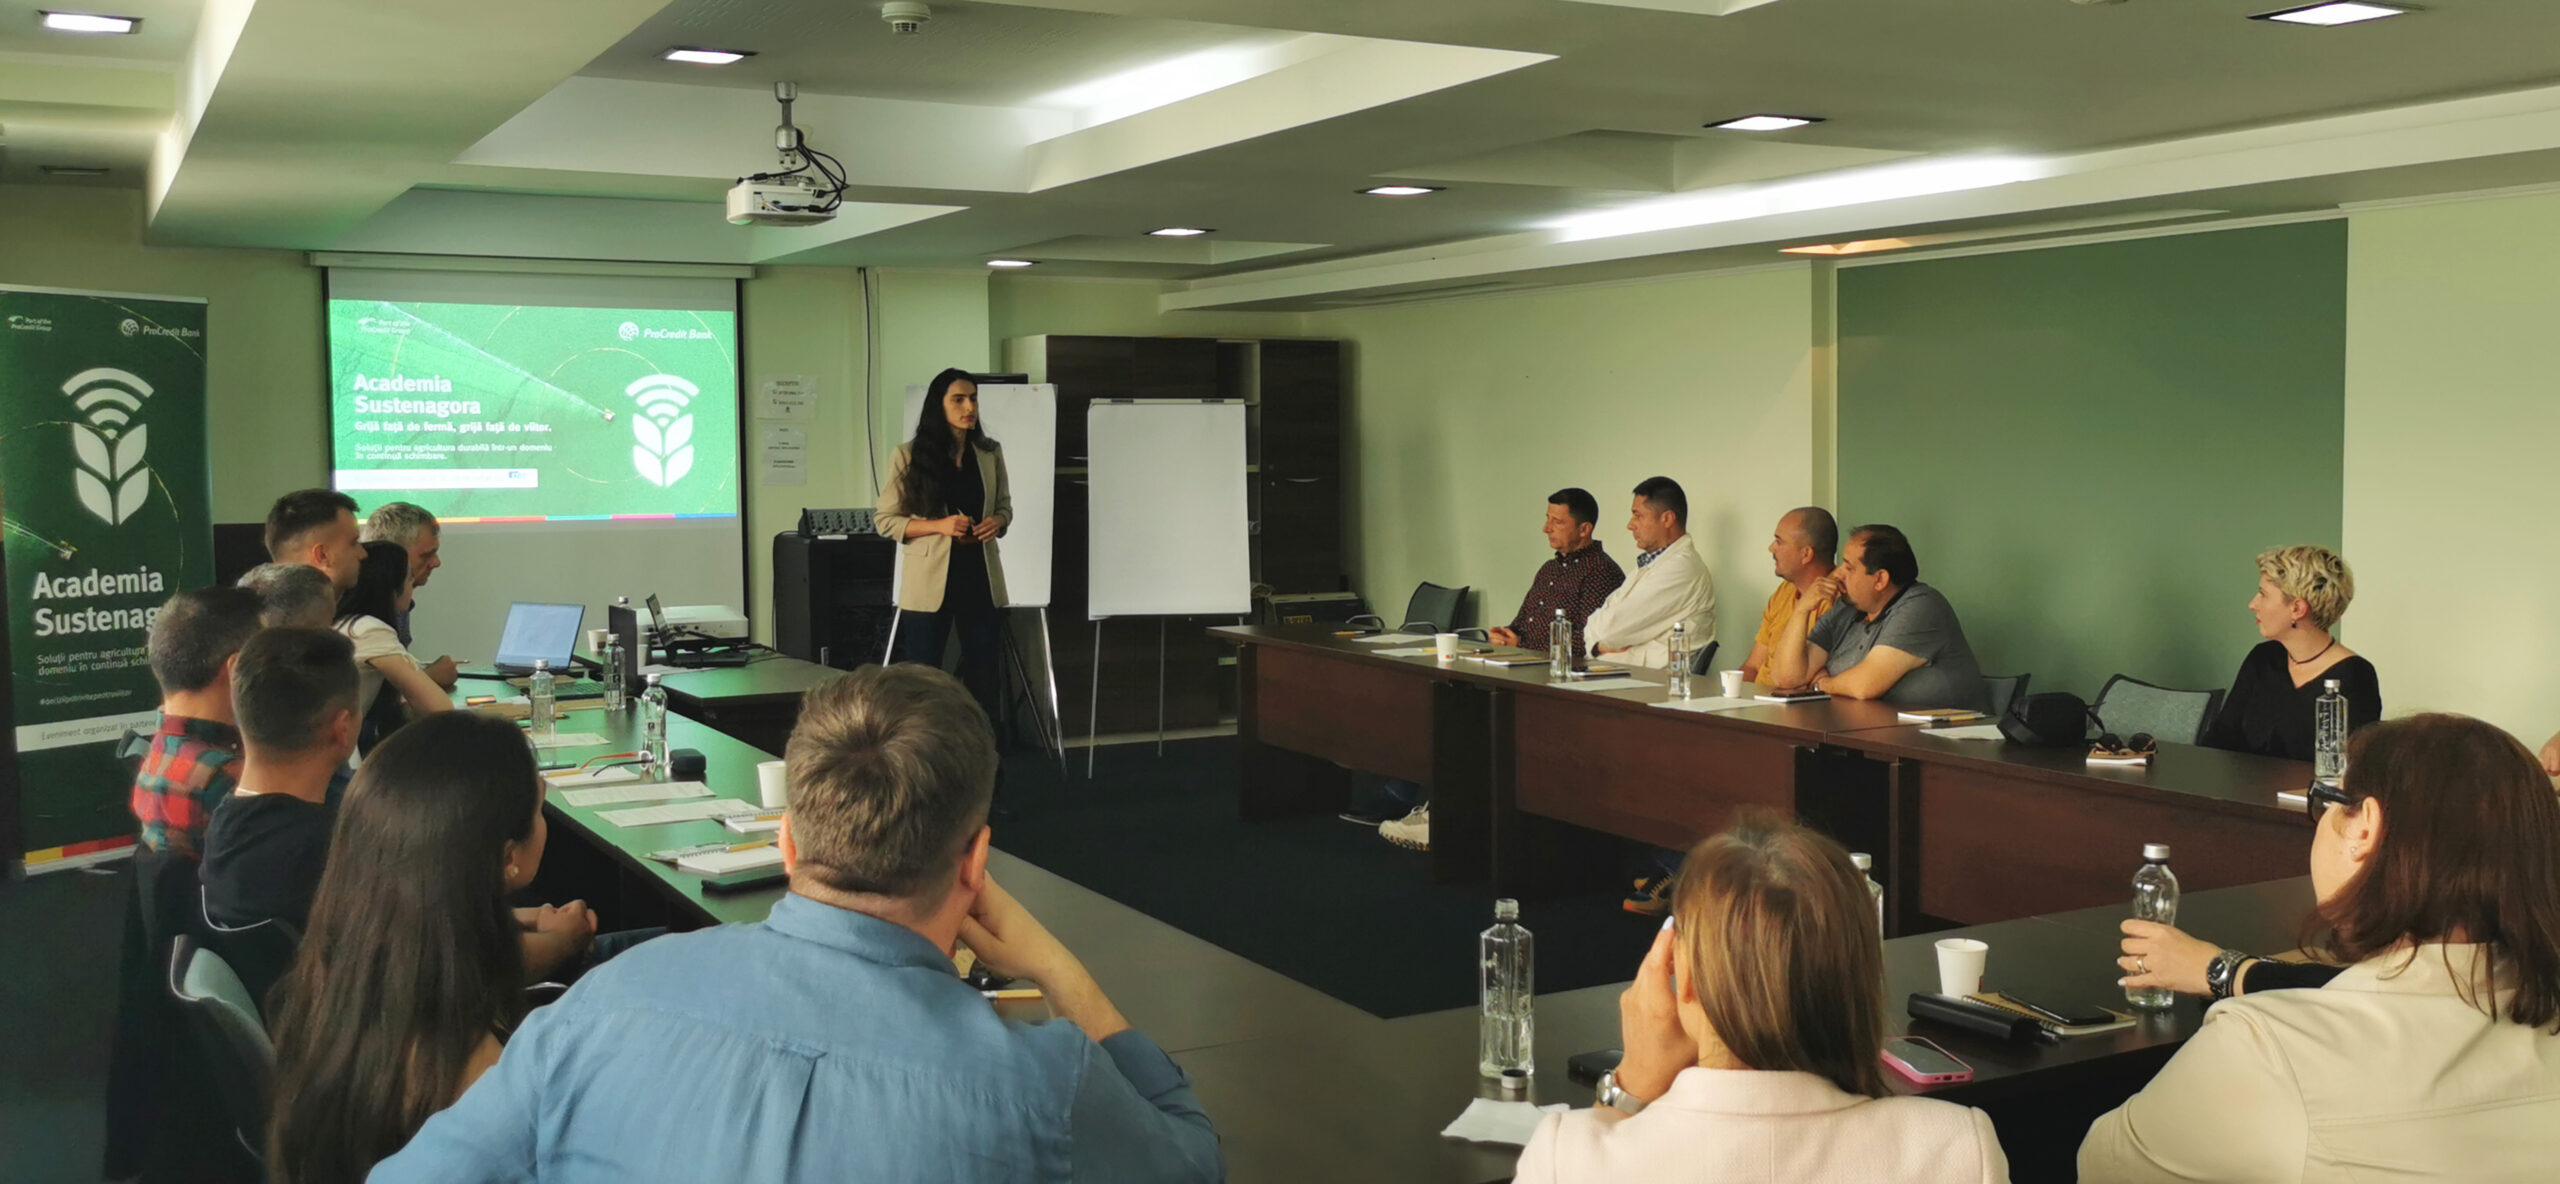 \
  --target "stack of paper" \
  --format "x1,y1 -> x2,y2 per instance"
1922,724 -> 2009,741
1439,1097 -> 1570,1145
1351,633 -> 1431,645
529,731 -> 611,750
1653,696 -> 1760,714
558,781 -> 711,808
1556,677 -> 1651,693
598,798 -> 759,828
676,845 -> 783,875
